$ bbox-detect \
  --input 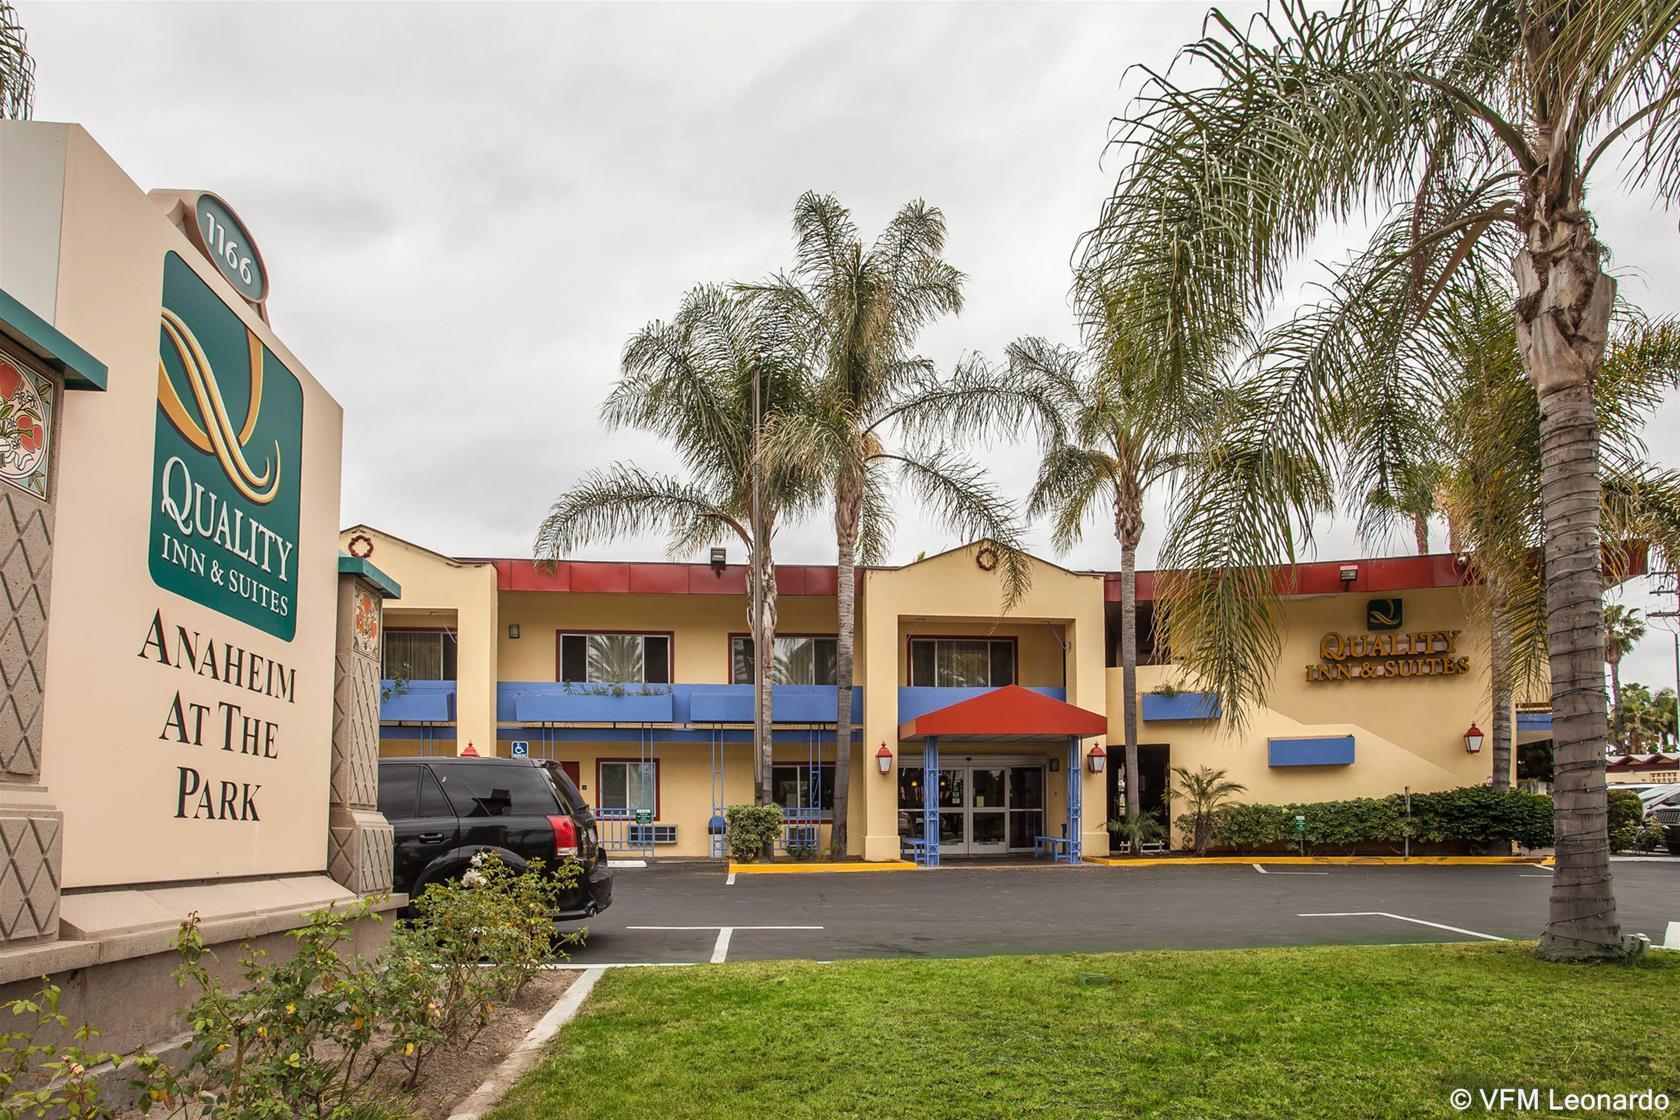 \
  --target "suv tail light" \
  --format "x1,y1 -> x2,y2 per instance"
549,815 -> 579,859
